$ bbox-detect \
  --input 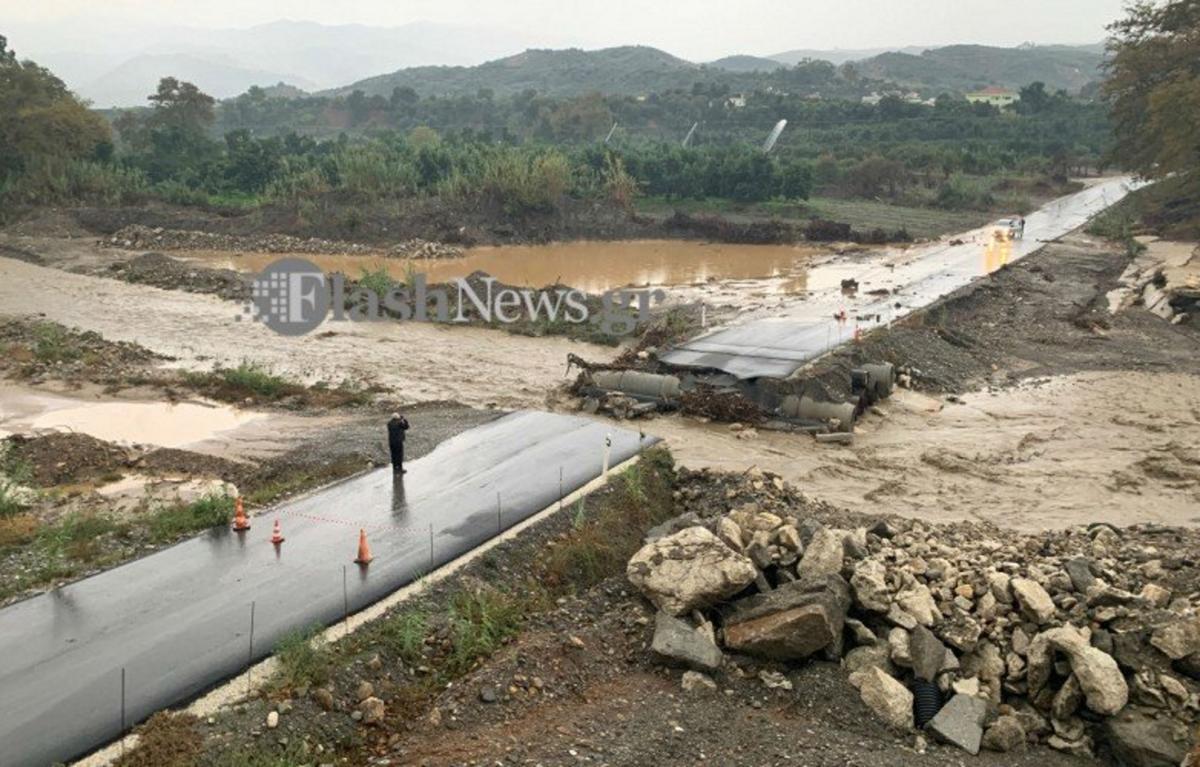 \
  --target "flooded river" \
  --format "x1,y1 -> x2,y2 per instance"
181,240 -> 825,294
